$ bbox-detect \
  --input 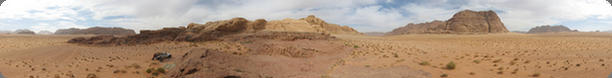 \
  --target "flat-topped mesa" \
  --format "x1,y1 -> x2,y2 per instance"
387,10 -> 509,35
264,15 -> 361,35
527,25 -> 578,33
